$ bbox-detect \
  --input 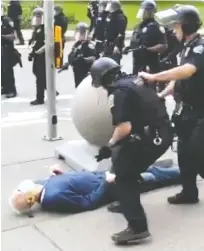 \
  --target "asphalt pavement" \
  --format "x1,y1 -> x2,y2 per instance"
1,40 -> 204,251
